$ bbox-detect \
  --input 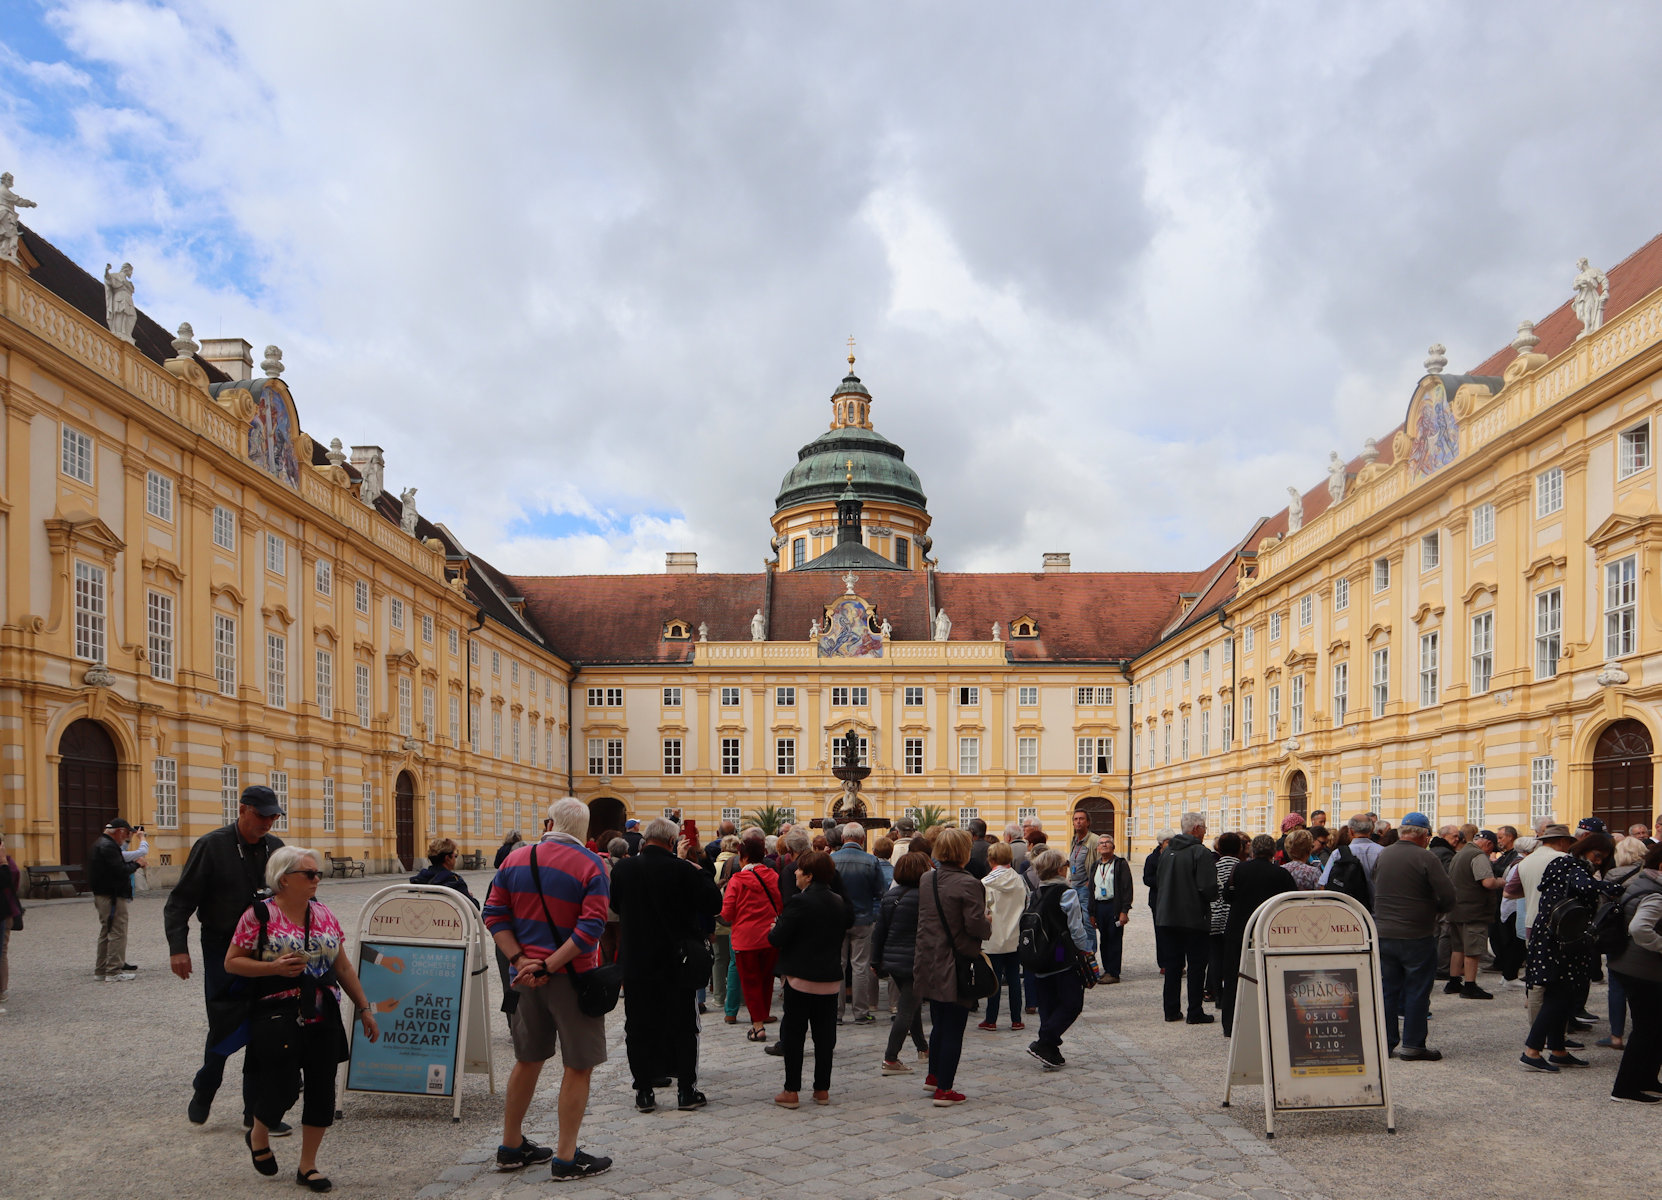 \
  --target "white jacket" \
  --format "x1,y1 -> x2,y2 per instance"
982,865 -> 1027,955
